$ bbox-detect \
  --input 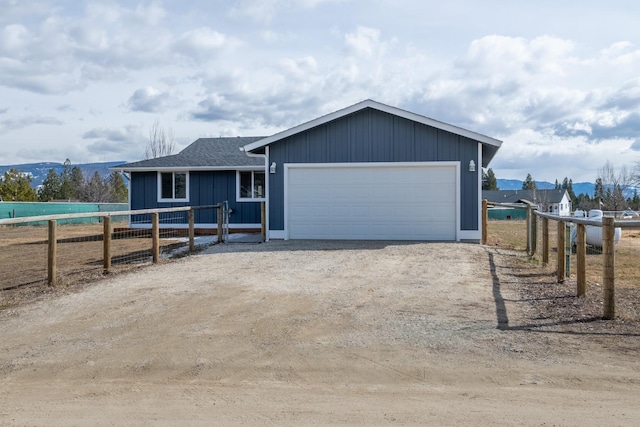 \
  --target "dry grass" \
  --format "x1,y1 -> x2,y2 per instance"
488,218 -> 640,325
0,222 -> 190,301
488,219 -> 640,288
